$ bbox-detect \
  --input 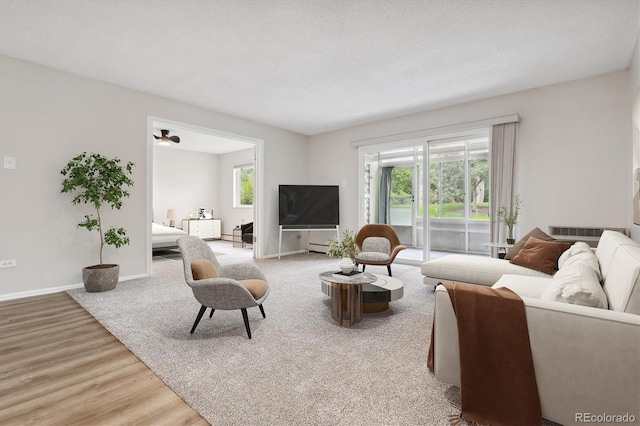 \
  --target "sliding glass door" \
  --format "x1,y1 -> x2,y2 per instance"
362,144 -> 425,262
427,136 -> 490,257
359,130 -> 490,264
